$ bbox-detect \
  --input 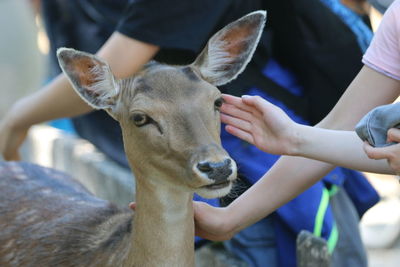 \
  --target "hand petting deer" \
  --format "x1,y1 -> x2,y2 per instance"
0,11 -> 266,267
